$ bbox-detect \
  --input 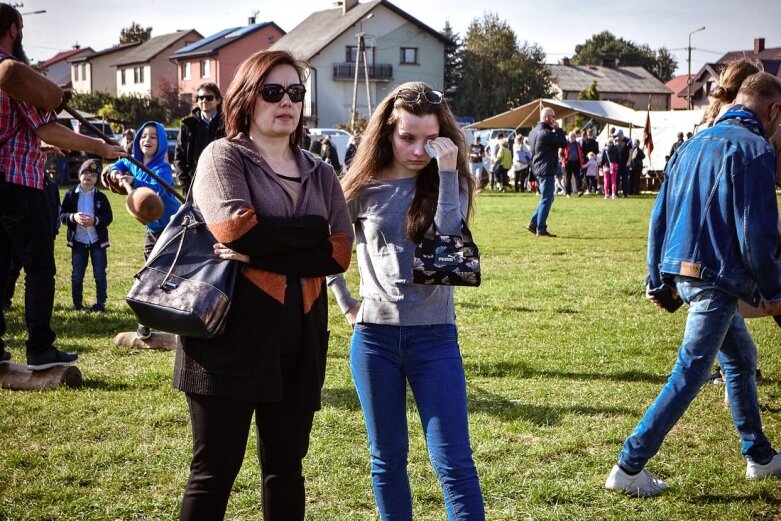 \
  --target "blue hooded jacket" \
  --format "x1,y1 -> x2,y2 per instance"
110,121 -> 181,232
646,105 -> 781,305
